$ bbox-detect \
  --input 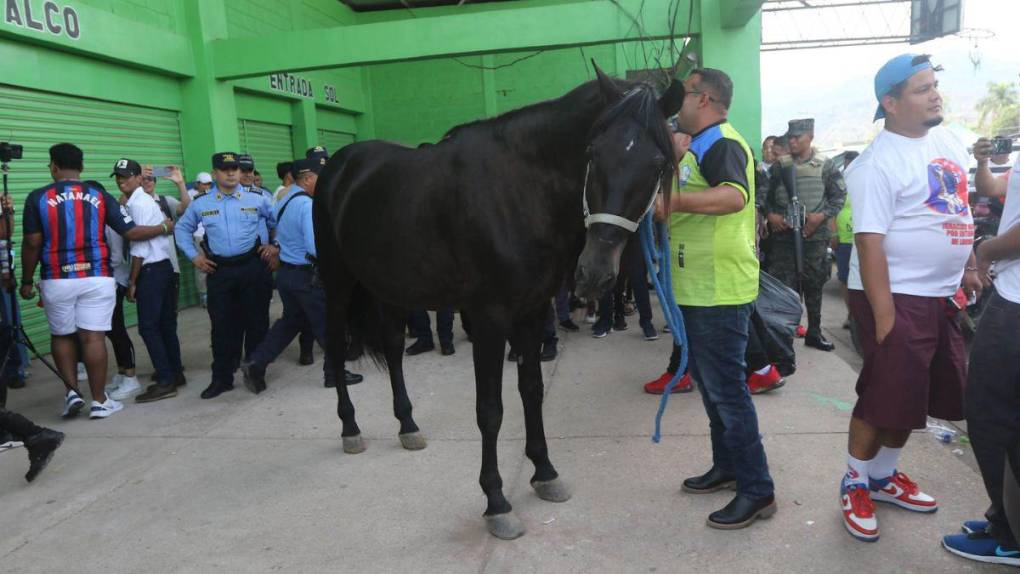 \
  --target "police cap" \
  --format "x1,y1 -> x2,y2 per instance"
212,152 -> 240,170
